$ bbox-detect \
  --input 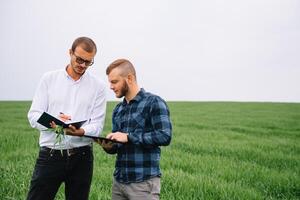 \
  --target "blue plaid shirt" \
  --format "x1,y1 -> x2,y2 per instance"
109,88 -> 172,183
